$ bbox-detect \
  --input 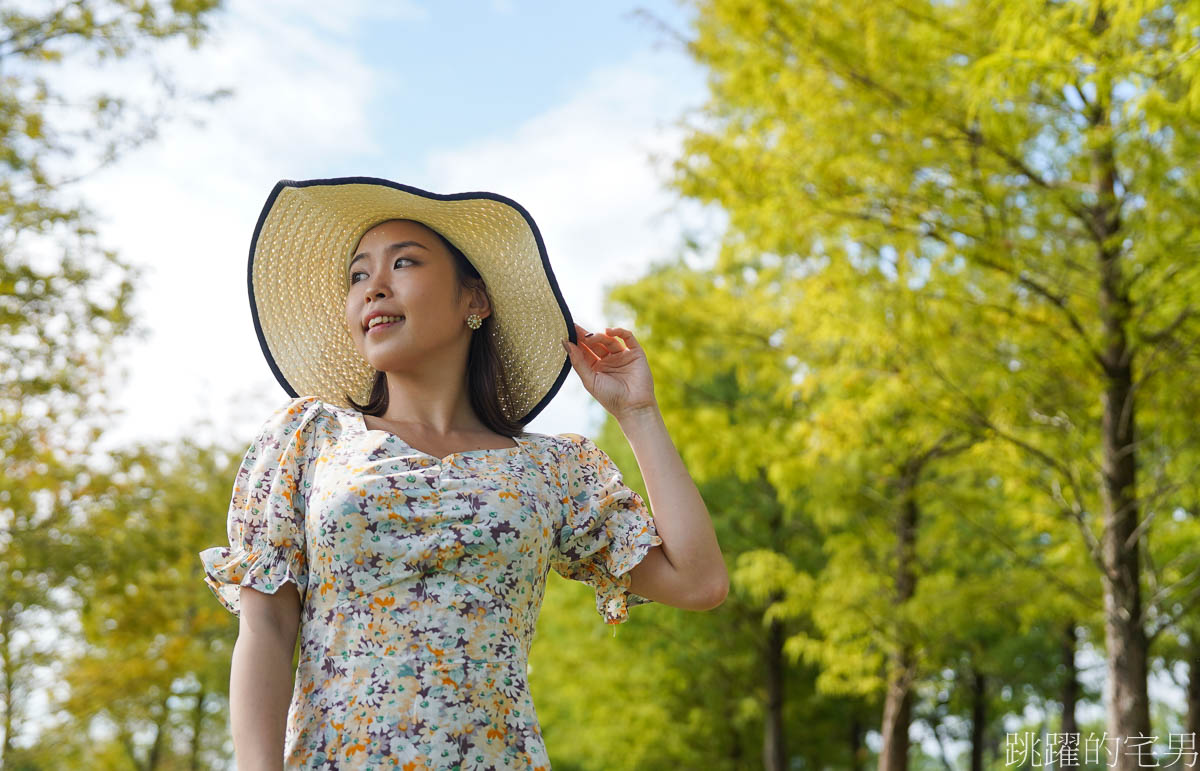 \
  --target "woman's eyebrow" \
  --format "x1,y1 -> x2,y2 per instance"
349,240 -> 430,268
